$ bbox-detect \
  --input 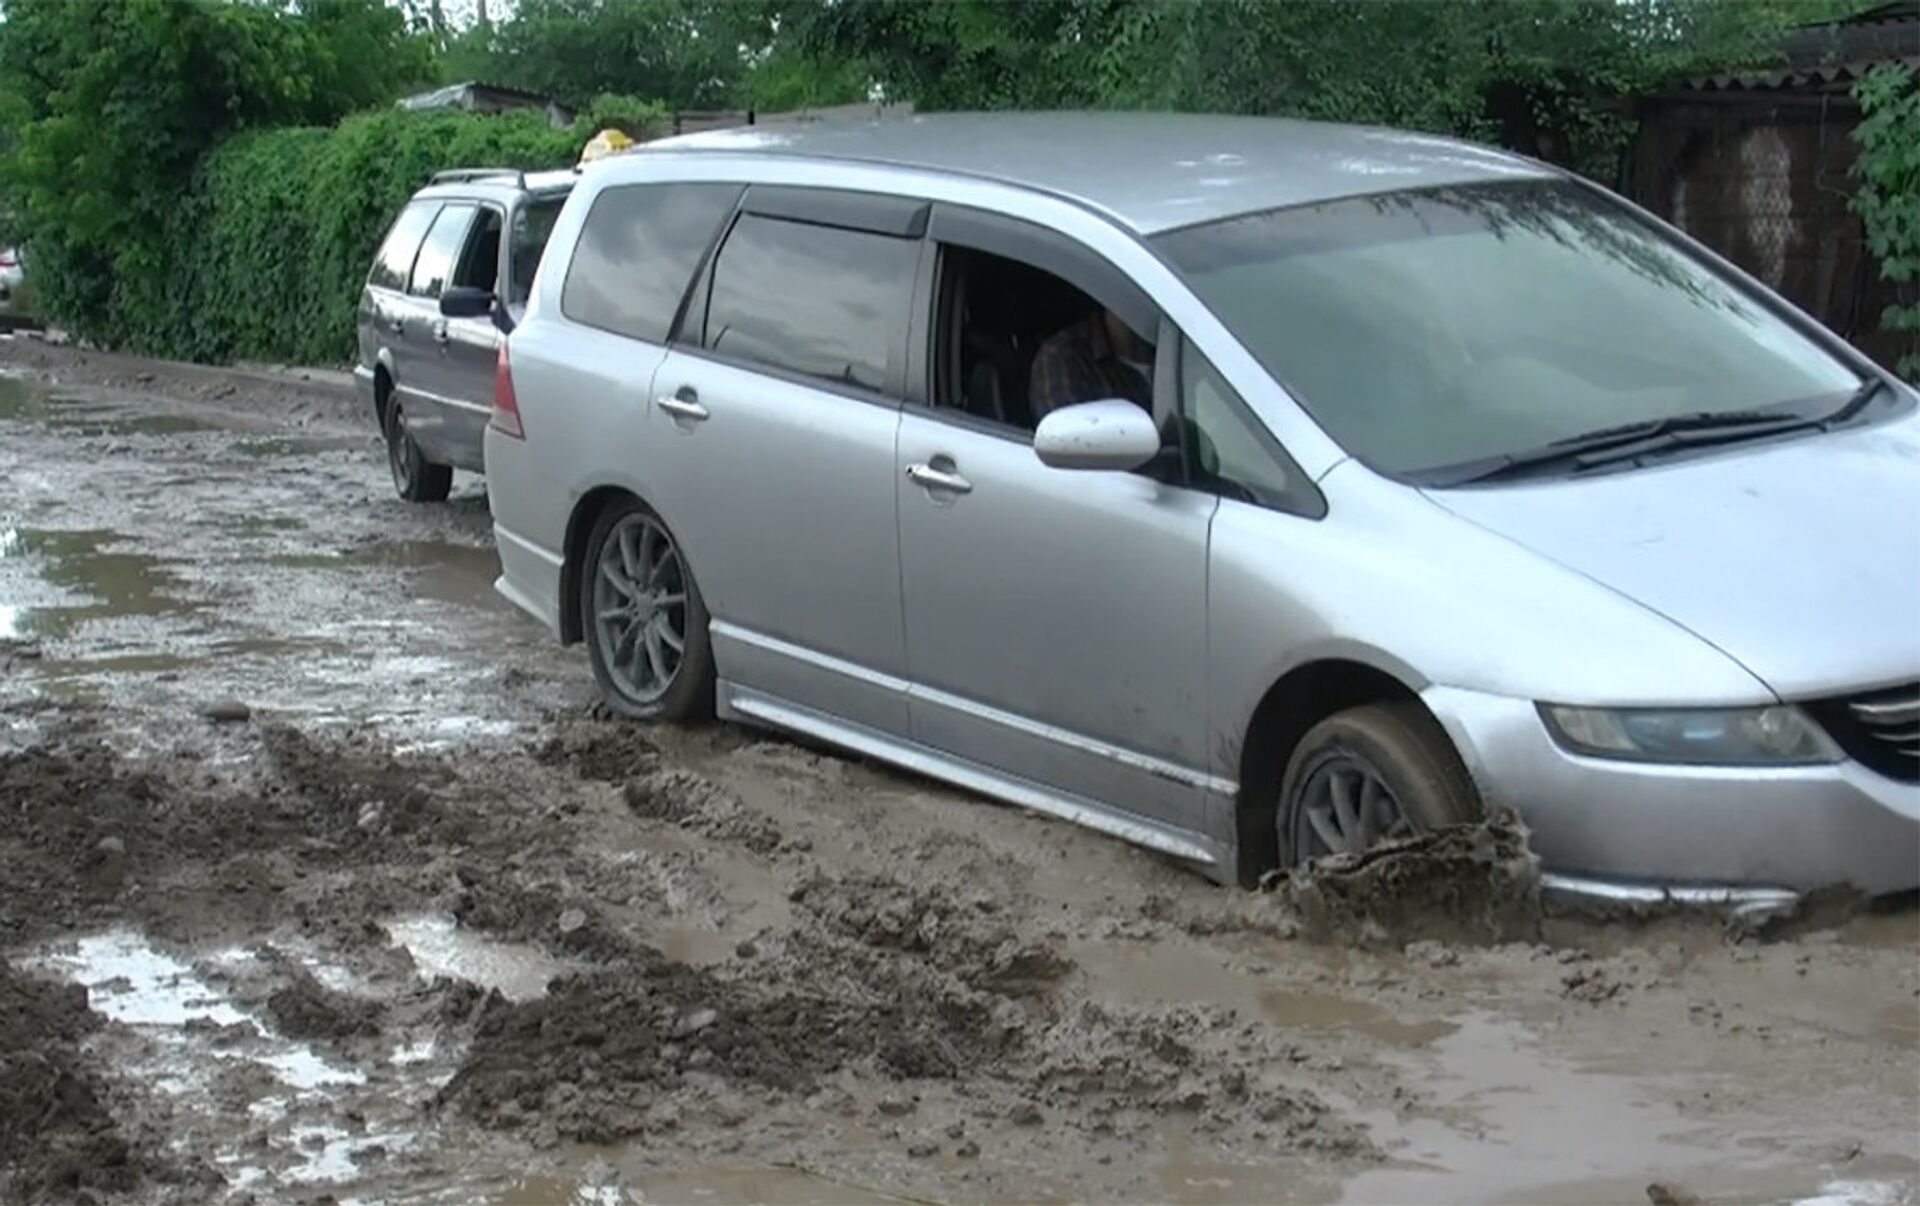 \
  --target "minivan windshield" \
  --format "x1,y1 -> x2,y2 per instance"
1155,180 -> 1863,481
